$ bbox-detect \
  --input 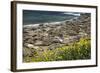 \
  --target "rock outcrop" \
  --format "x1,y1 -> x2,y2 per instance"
23,13 -> 91,57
